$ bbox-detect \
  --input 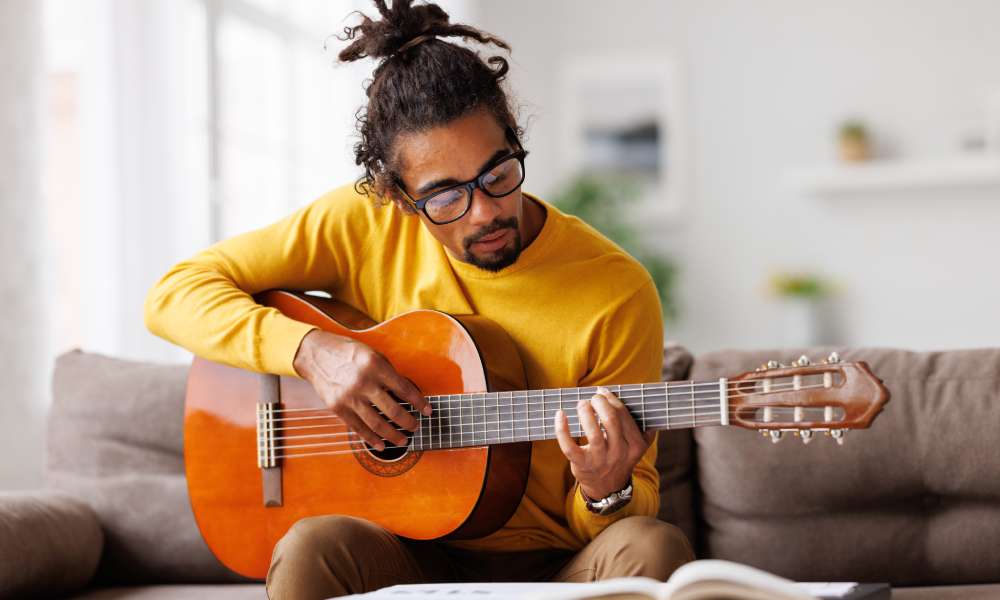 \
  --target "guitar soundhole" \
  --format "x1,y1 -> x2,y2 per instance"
368,438 -> 409,461
352,433 -> 422,477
